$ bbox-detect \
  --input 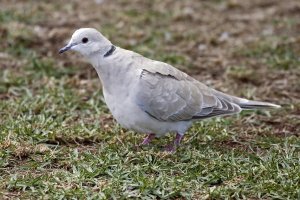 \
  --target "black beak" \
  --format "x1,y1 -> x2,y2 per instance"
59,45 -> 71,54
59,43 -> 77,54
